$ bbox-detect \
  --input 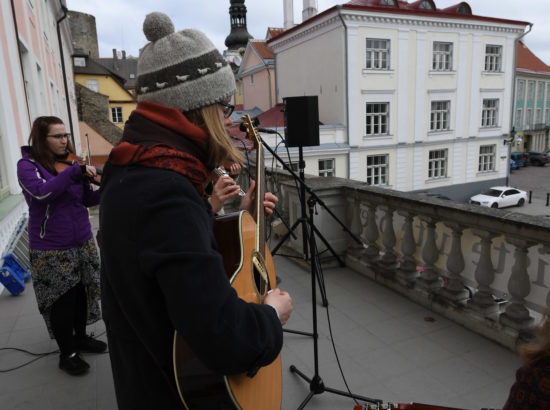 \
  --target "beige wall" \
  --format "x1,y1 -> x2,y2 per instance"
275,26 -> 346,125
